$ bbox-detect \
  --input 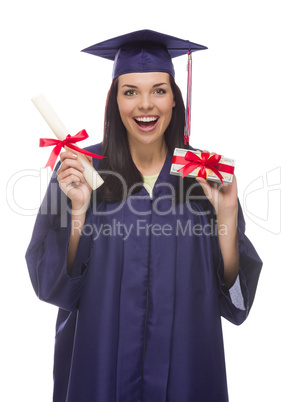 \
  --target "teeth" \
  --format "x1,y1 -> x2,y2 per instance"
135,116 -> 157,122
